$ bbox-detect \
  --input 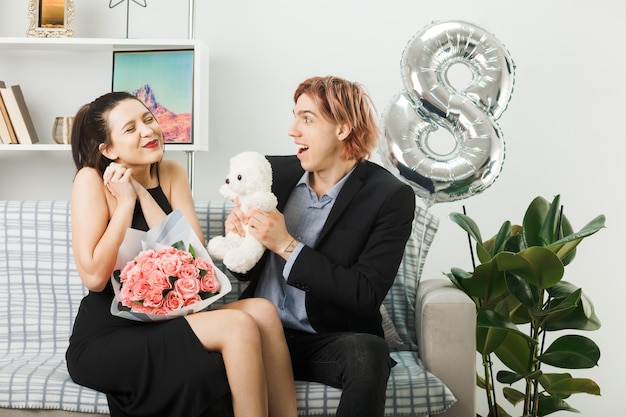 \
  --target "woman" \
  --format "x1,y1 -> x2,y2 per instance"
65,91 -> 297,417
